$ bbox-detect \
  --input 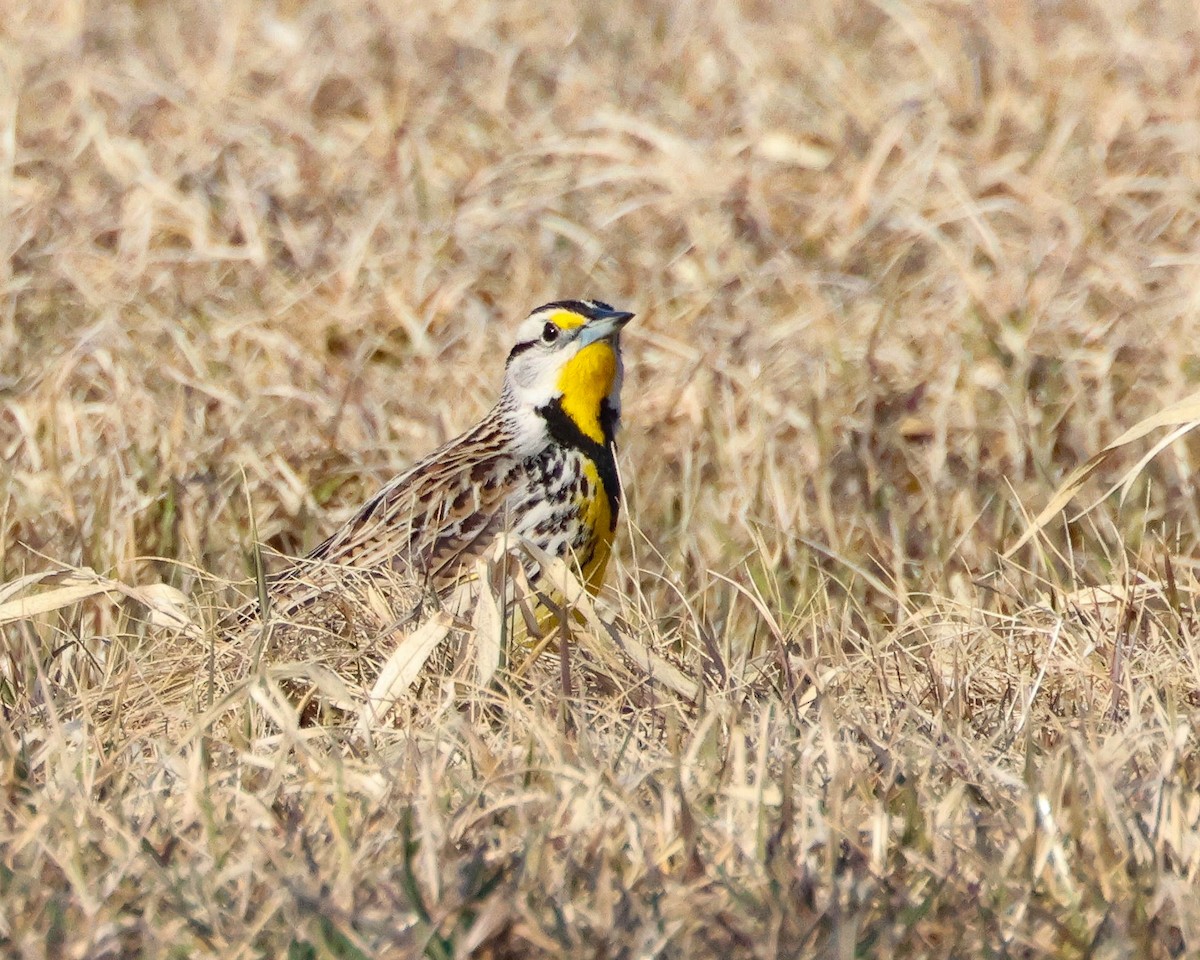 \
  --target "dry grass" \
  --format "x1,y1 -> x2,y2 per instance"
4,0 -> 1200,955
